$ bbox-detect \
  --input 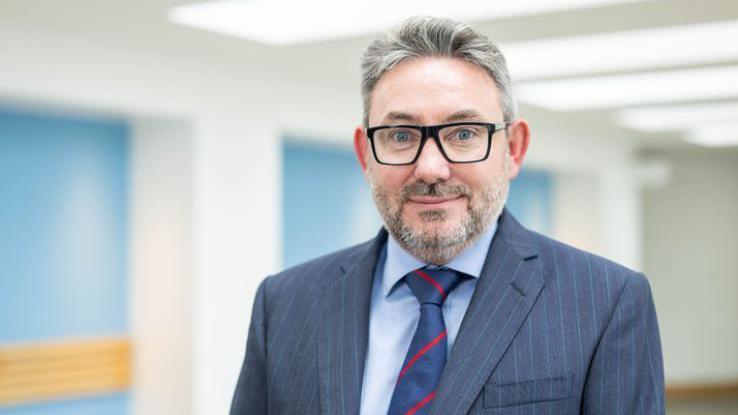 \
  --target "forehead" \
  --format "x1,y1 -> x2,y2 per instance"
369,57 -> 502,125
